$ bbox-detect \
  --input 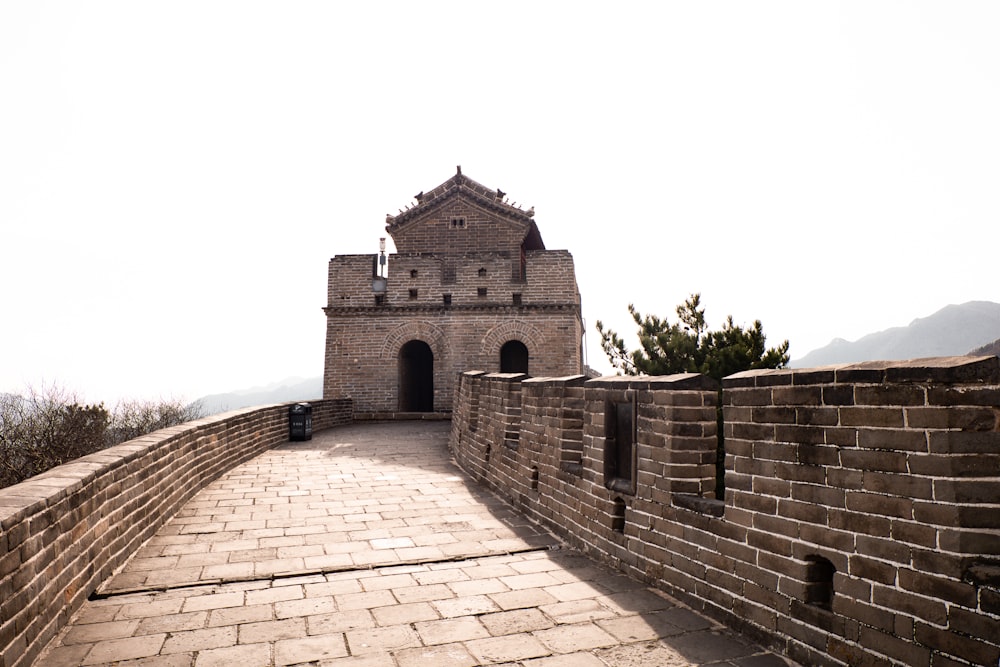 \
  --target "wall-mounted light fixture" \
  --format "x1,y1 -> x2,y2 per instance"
373,237 -> 388,293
